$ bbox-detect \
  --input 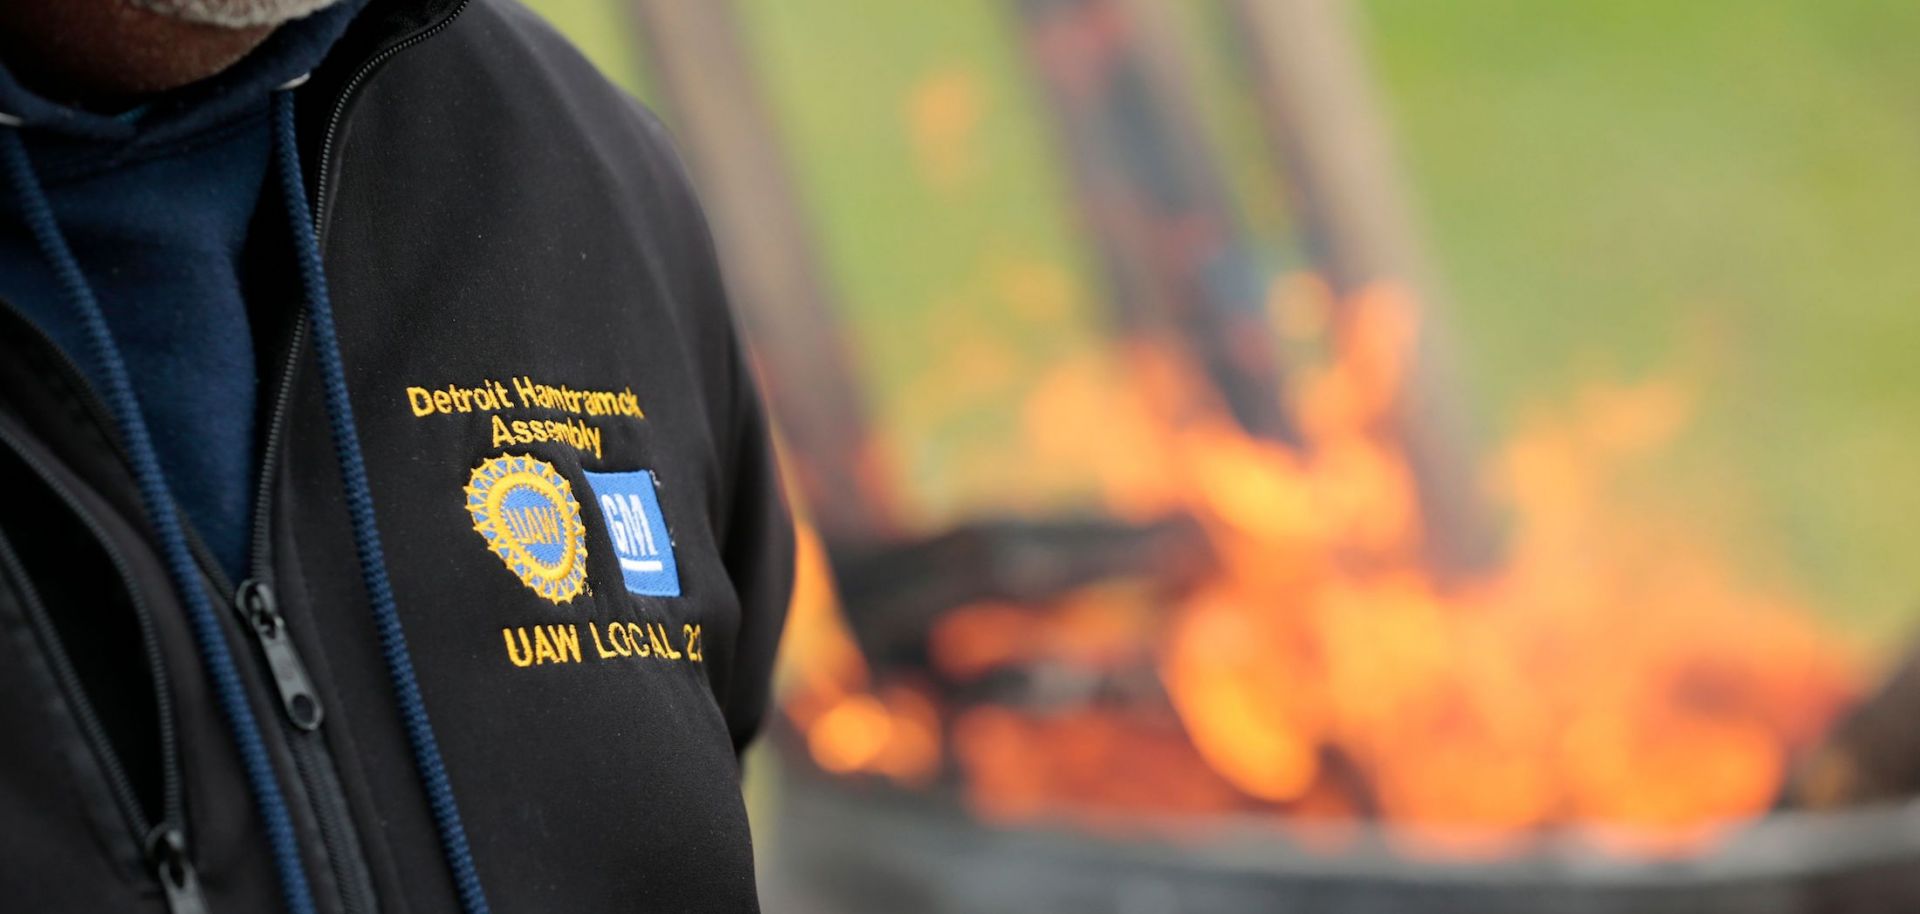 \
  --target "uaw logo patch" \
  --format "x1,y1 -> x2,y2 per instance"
465,454 -> 589,604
